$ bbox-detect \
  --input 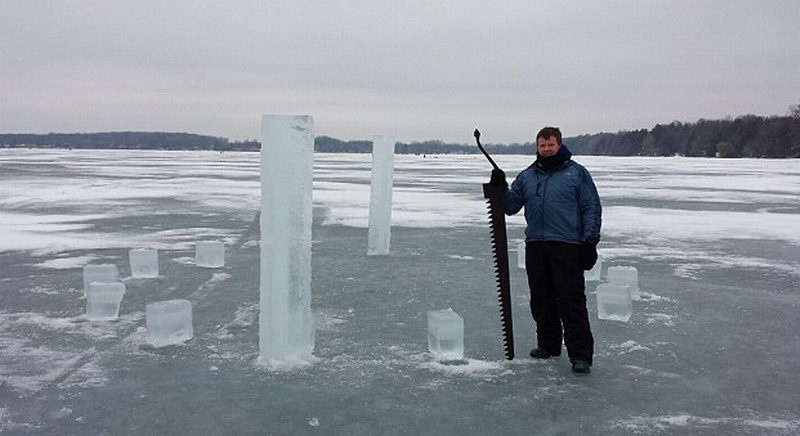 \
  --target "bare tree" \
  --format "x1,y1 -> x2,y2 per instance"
790,101 -> 800,118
